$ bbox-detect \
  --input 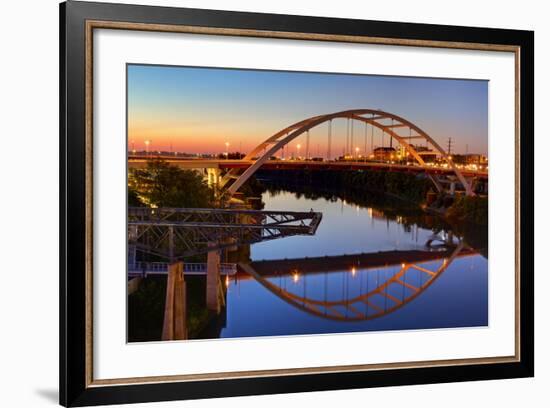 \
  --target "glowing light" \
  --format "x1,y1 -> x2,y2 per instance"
292,271 -> 300,283
225,275 -> 230,287
351,267 -> 356,277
